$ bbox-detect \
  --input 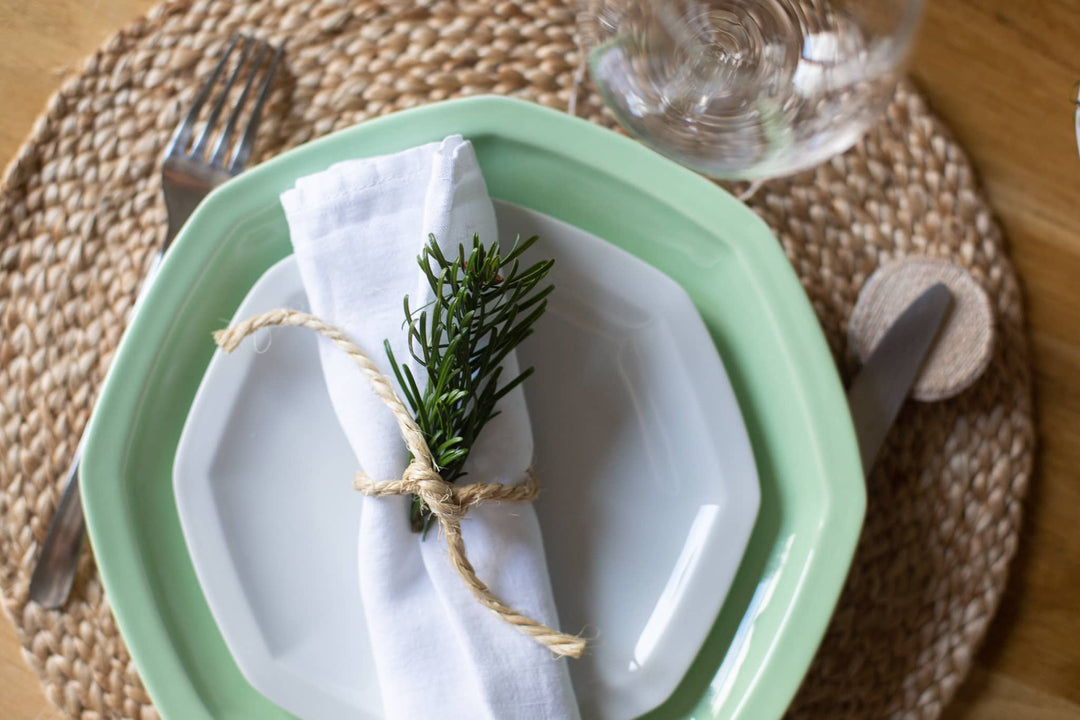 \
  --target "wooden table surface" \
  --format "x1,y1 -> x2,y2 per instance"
1,0 -> 1078,718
